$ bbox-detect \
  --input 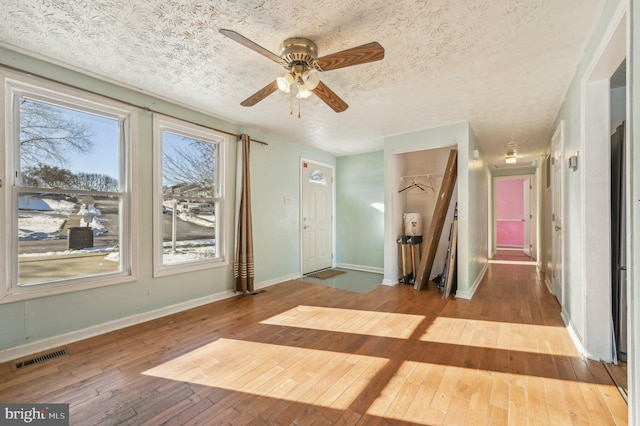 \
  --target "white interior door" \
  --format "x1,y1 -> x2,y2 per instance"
551,123 -> 564,304
301,161 -> 333,274
523,177 -> 532,256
